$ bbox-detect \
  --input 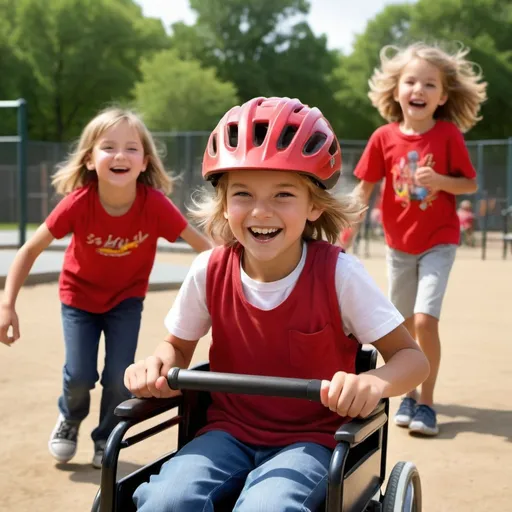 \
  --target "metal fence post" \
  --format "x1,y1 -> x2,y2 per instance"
17,99 -> 28,247
507,137 -> 512,208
